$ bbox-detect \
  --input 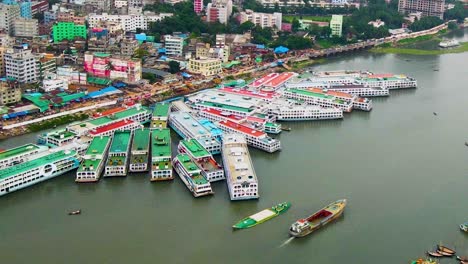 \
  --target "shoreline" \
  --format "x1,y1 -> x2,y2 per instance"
370,42 -> 468,55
